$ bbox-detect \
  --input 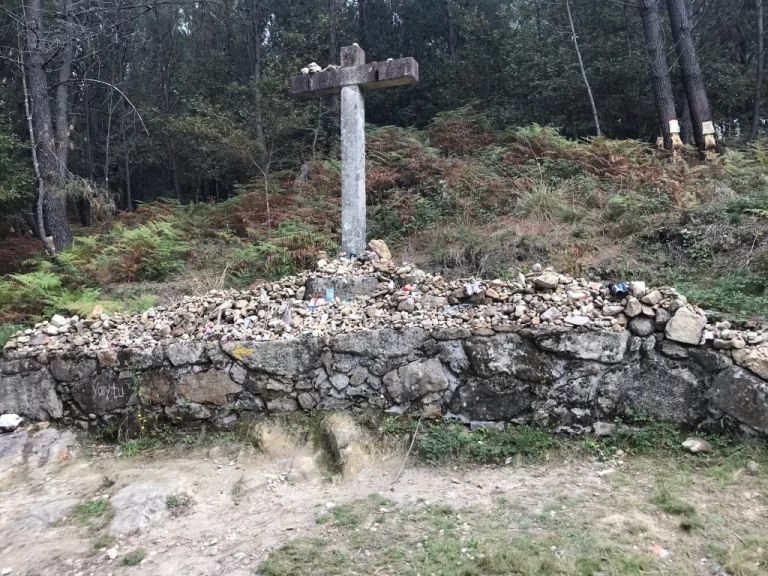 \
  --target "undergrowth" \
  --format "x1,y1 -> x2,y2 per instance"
4,110 -> 768,322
